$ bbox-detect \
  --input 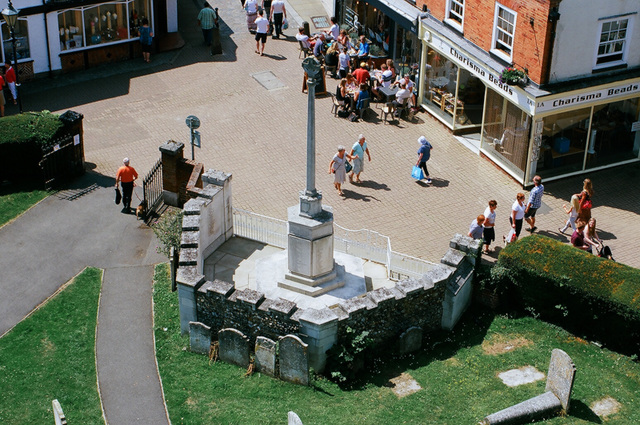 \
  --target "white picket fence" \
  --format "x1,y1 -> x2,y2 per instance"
232,208 -> 437,280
